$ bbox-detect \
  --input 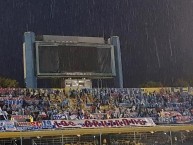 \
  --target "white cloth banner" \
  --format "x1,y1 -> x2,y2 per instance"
52,117 -> 156,128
